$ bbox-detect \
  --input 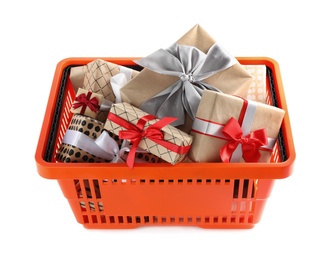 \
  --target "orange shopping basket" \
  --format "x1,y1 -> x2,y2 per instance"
35,57 -> 296,229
